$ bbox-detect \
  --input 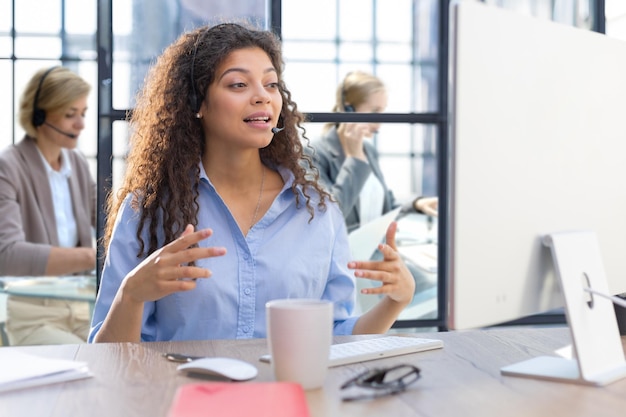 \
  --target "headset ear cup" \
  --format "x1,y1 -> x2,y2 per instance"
32,66 -> 58,128
32,108 -> 46,127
